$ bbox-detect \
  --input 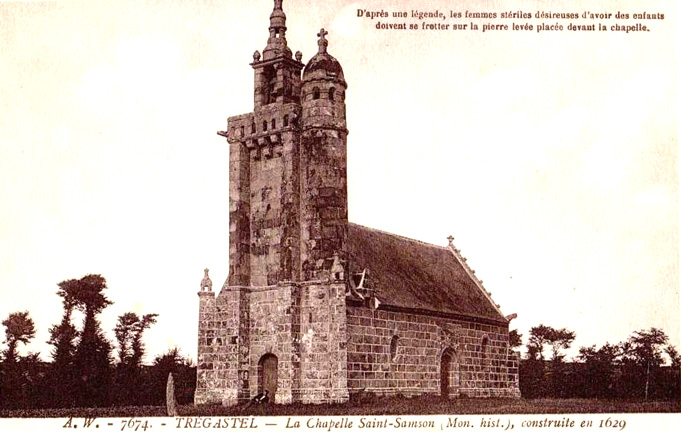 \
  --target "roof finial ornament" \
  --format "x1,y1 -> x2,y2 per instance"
447,235 -> 454,246
274,0 -> 283,11
317,28 -> 329,54
201,268 -> 213,292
